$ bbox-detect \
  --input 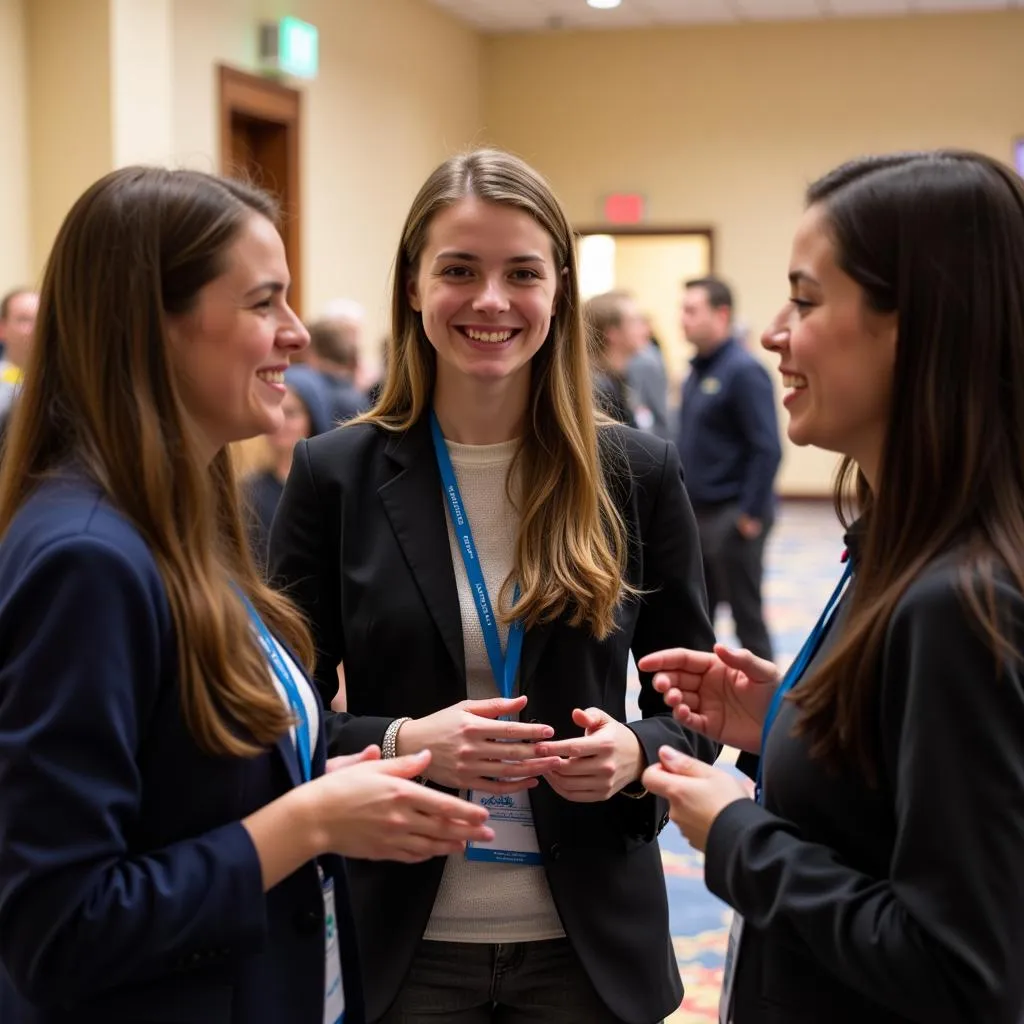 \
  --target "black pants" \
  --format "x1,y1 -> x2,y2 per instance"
695,502 -> 774,662
374,937 -> 642,1024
